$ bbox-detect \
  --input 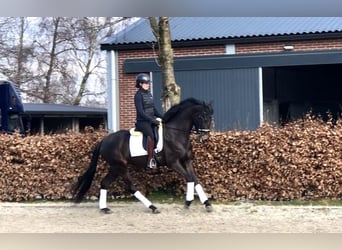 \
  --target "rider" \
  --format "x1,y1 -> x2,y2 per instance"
134,73 -> 163,169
